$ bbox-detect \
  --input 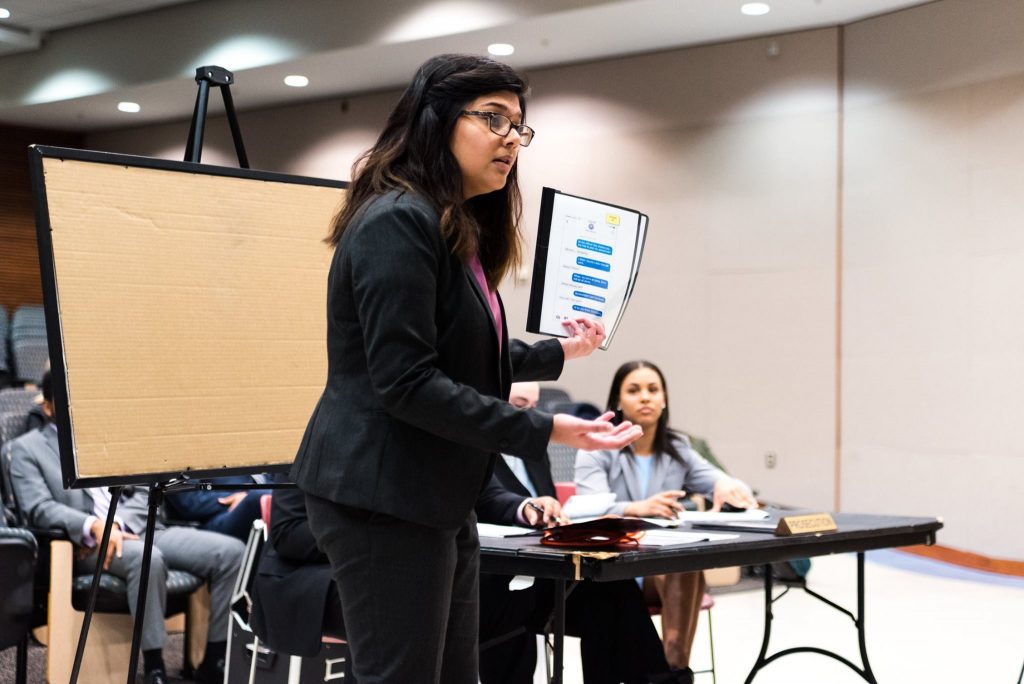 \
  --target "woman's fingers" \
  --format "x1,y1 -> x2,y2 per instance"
550,414 -> 642,449
560,318 -> 605,360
